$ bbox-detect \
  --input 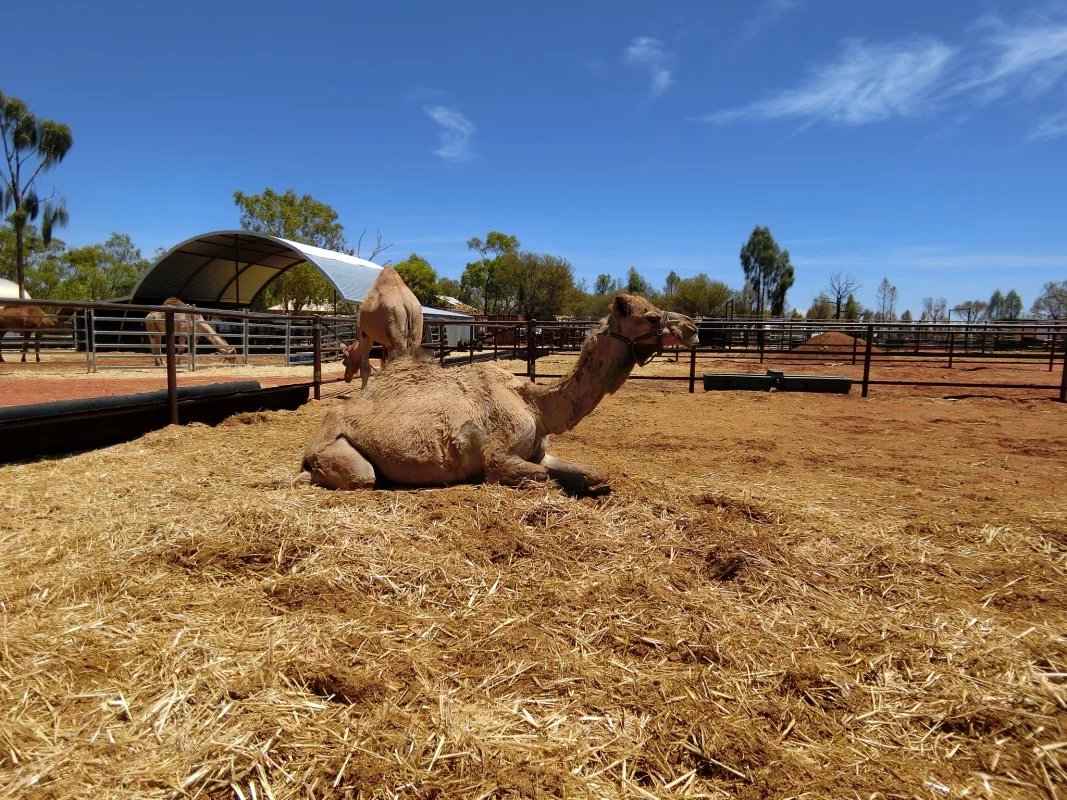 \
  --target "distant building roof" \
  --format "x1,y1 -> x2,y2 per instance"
0,278 -> 30,300
438,295 -> 481,315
